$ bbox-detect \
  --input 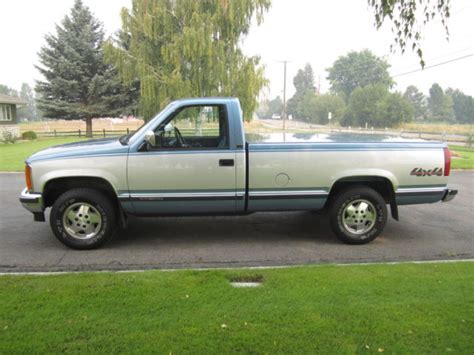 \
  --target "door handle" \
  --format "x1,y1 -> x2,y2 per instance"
219,159 -> 234,167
